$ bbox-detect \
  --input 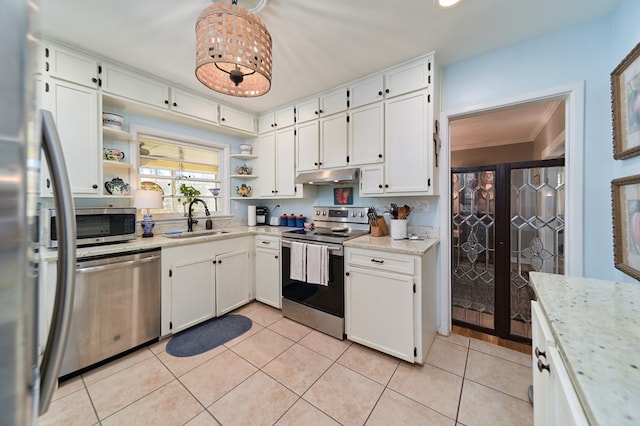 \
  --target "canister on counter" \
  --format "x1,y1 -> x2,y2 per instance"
280,214 -> 287,226
287,214 -> 297,227
296,215 -> 305,228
